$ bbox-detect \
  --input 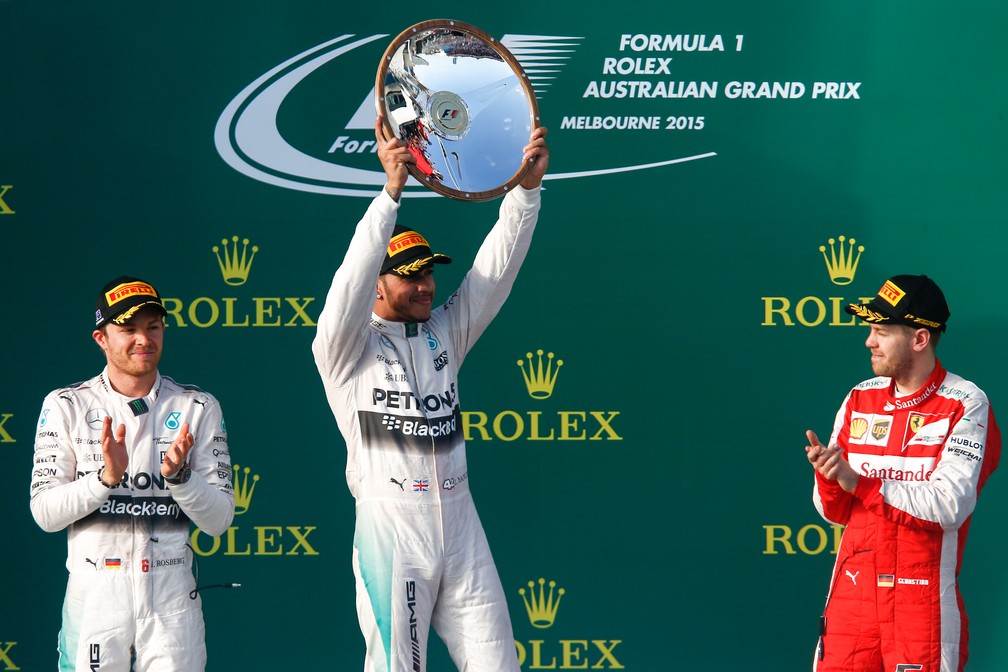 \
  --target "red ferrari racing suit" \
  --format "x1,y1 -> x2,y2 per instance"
812,361 -> 1000,672
30,370 -> 234,671
313,185 -> 540,672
